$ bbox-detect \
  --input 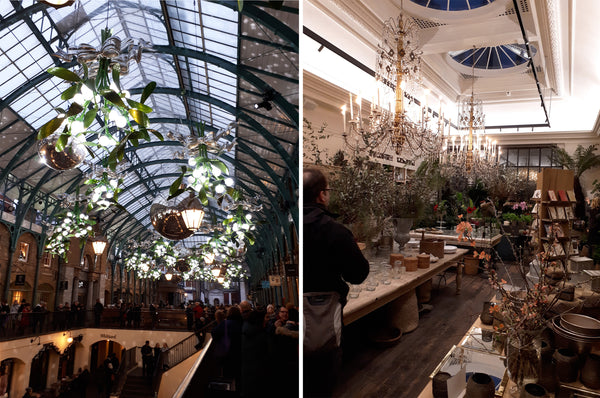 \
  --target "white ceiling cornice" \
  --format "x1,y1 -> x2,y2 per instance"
532,0 -> 562,96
